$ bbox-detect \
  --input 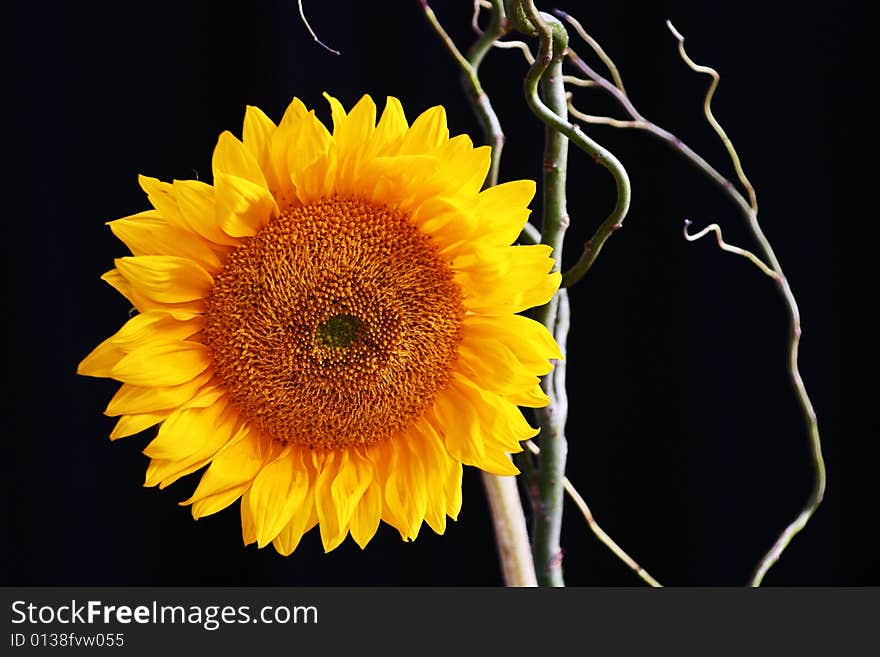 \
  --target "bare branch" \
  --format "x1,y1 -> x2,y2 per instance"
493,39 -> 536,65
297,0 -> 340,55
683,220 -> 779,280
525,440 -> 662,587
554,10 -> 626,93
